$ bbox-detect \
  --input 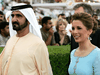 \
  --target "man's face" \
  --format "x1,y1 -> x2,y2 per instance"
74,7 -> 84,14
45,20 -> 53,31
93,15 -> 98,20
11,11 -> 28,31
0,14 -> 4,22
3,25 -> 10,37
